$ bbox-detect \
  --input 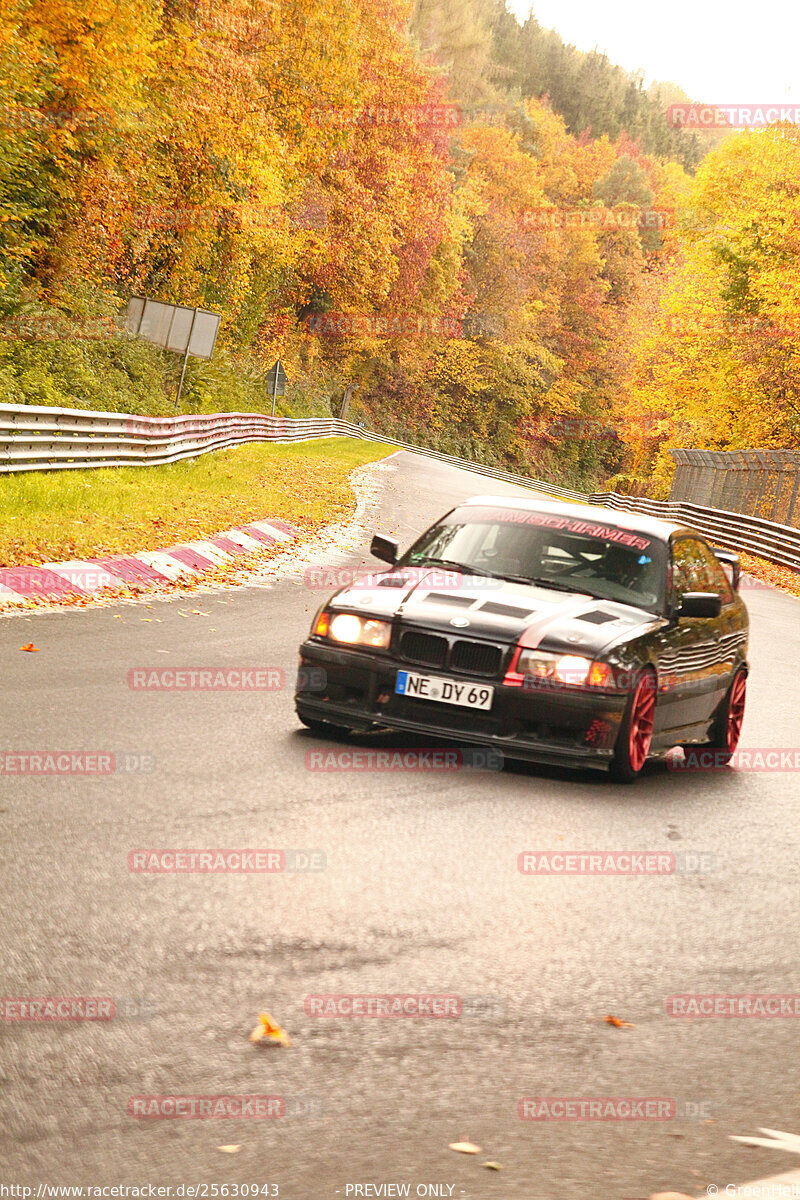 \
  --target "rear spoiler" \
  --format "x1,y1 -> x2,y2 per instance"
711,546 -> 741,591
